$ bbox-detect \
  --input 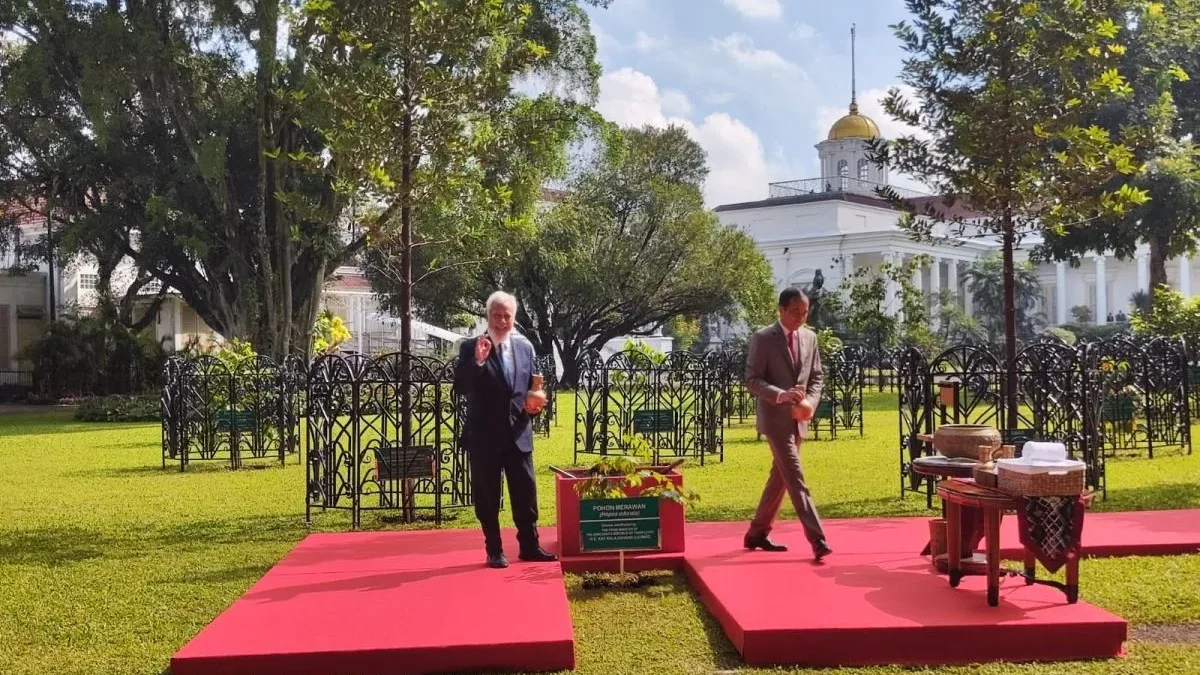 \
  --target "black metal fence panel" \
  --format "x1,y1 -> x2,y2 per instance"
161,355 -> 300,471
